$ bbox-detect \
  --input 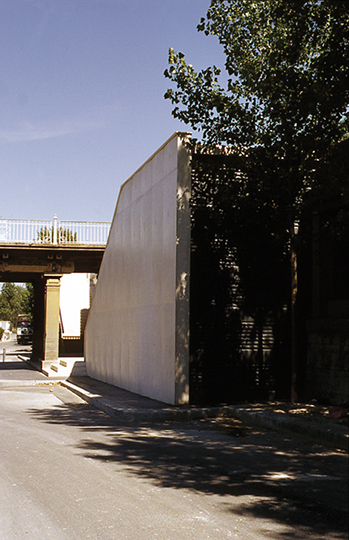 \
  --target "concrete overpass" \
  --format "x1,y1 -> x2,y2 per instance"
0,216 -> 110,372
